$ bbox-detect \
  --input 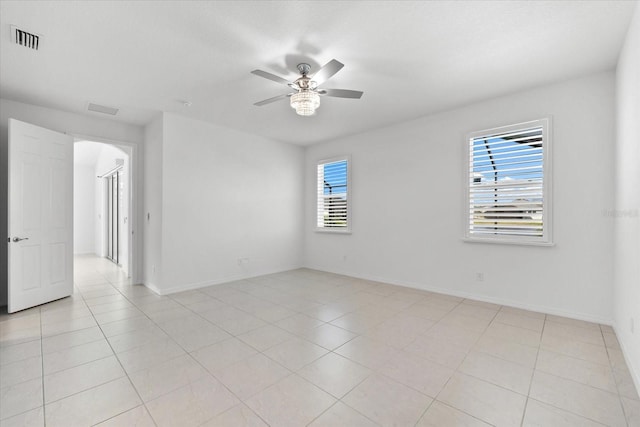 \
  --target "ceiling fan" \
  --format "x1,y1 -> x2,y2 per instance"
251,59 -> 363,116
